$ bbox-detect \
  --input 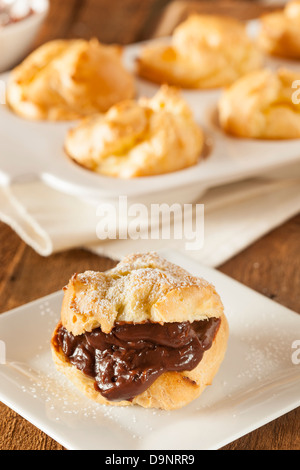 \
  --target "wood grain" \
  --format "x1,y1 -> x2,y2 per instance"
34,0 -> 168,46
0,0 -> 299,451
